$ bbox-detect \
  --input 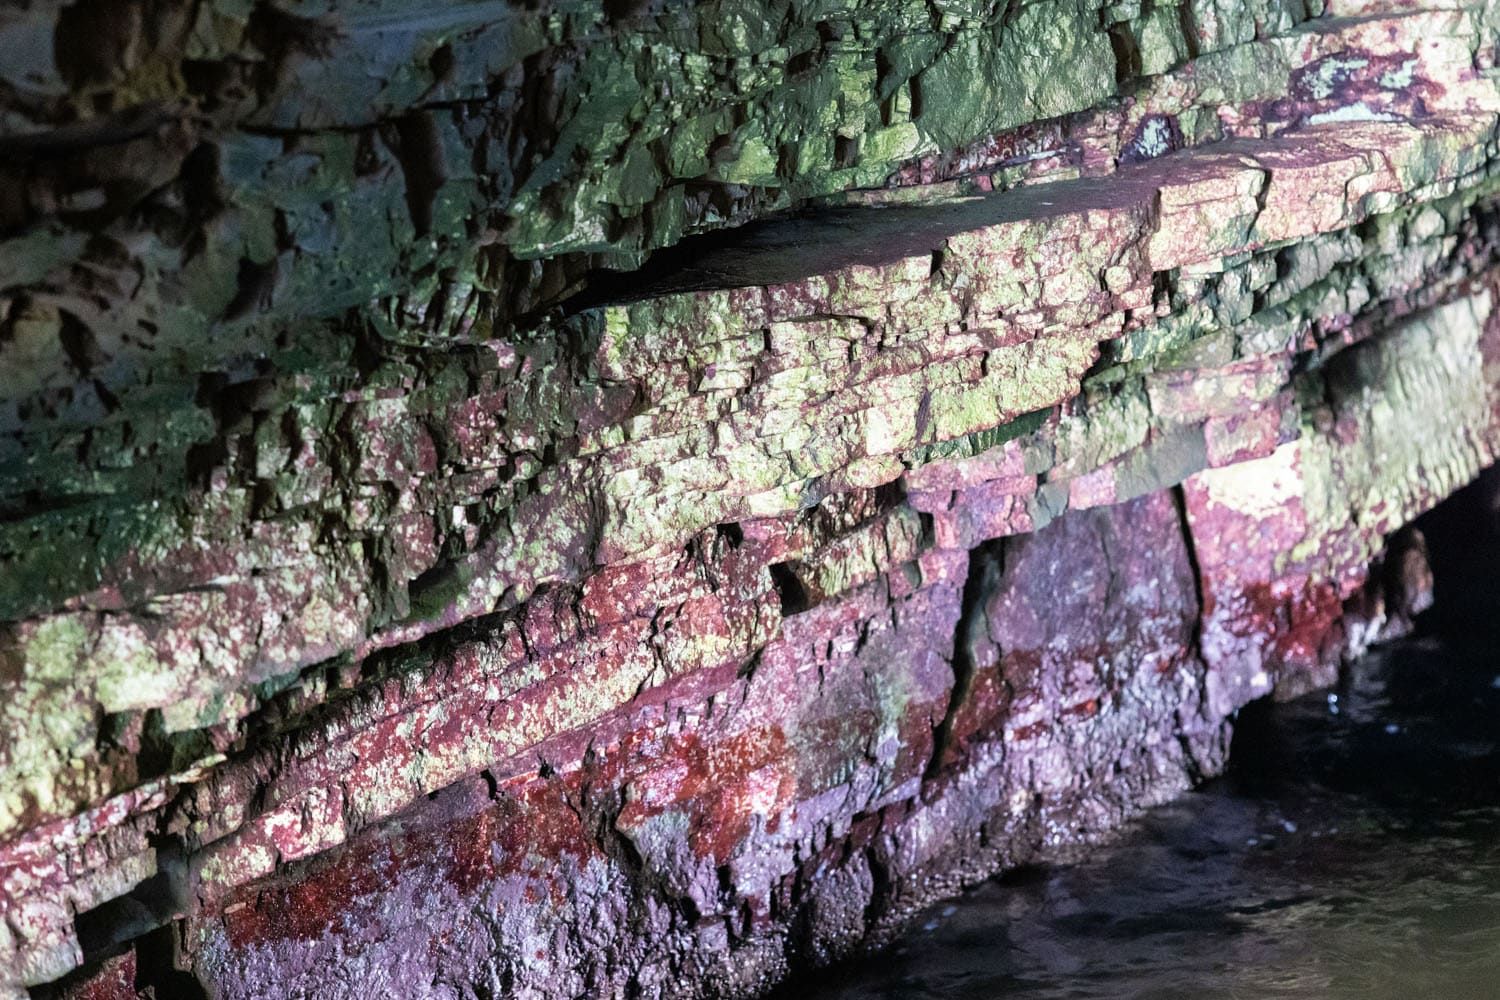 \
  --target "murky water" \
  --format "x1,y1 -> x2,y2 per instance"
816,637 -> 1500,1000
